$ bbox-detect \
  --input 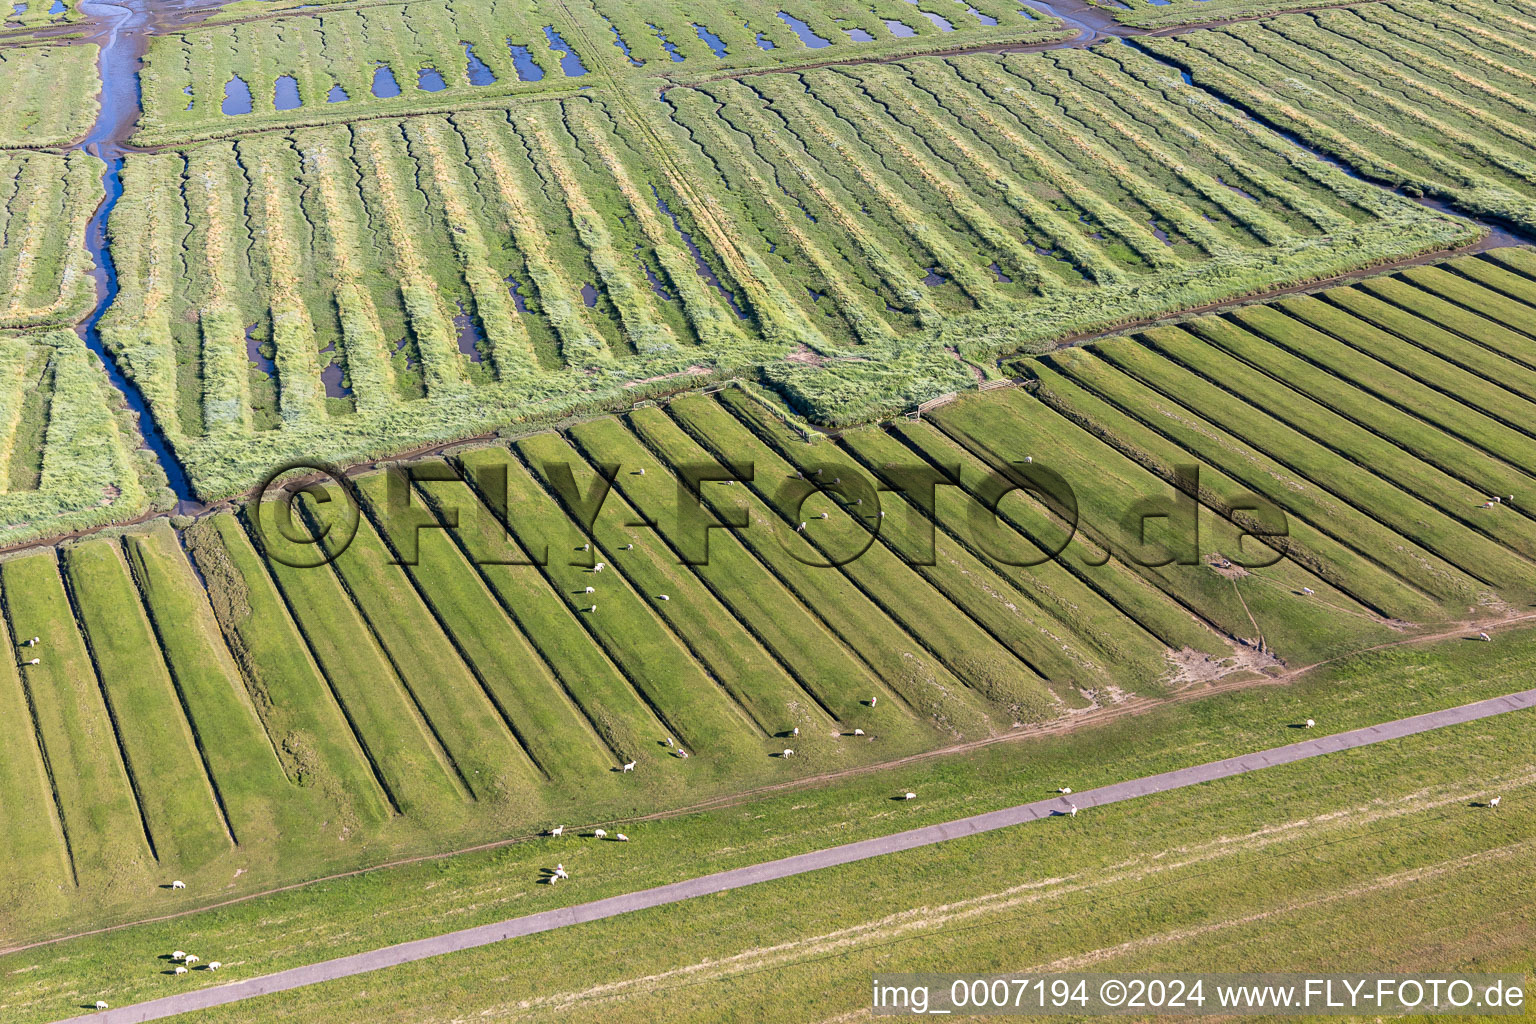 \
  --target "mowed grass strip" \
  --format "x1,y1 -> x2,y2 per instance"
350,471 -> 618,783
886,417 -> 1231,663
679,391 -> 1059,722
564,415 -> 933,750
305,501 -> 545,808
1225,305 -> 1536,500
624,404 -> 995,739
181,516 -> 390,830
928,389 -> 1394,664
453,444 -> 766,769
0,553 -> 152,899
832,419 -> 1181,692
61,540 -> 231,870
1076,335 -> 1512,605
721,388 -> 1106,706
0,607 -> 71,926
1170,312 -> 1536,527
121,523 -> 304,853
248,502 -> 470,819
516,431 -> 844,762
377,465 -> 664,784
